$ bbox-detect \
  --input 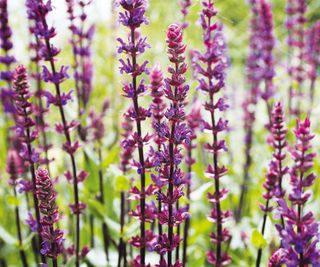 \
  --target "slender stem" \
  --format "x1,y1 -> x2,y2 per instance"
118,192 -> 125,267
182,147 -> 192,266
13,187 -> 29,267
129,27 -> 146,265
39,16 -> 81,267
